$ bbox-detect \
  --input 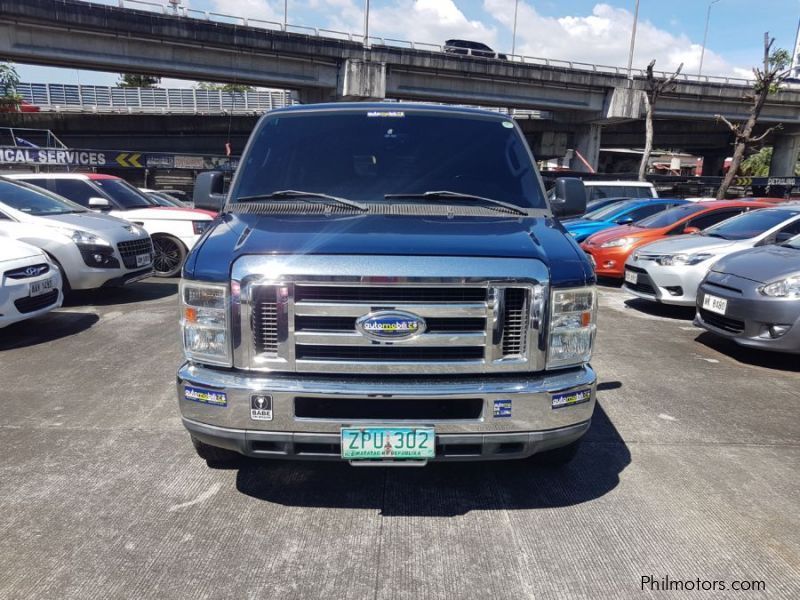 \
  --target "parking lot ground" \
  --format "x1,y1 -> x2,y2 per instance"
1,280 -> 799,599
